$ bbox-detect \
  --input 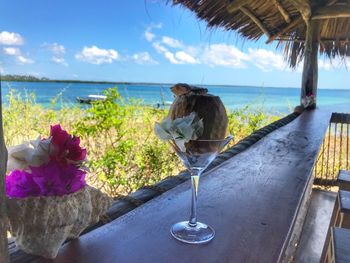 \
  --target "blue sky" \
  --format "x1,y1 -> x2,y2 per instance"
0,0 -> 349,89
